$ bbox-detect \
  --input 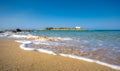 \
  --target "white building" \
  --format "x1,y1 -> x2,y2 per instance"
75,26 -> 81,29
